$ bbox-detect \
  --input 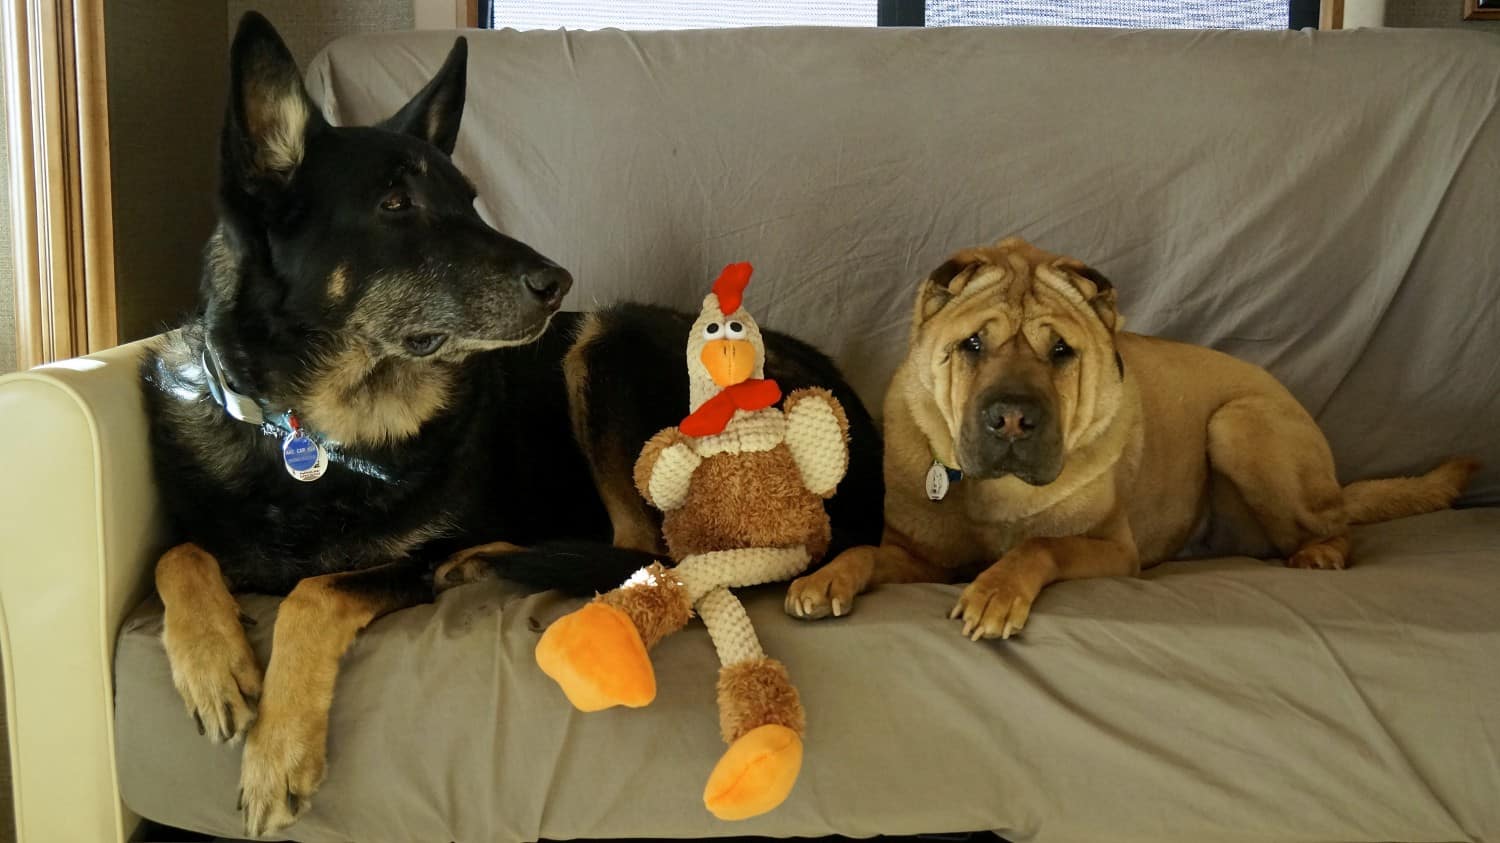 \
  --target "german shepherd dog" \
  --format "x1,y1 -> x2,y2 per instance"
143,13 -> 881,836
